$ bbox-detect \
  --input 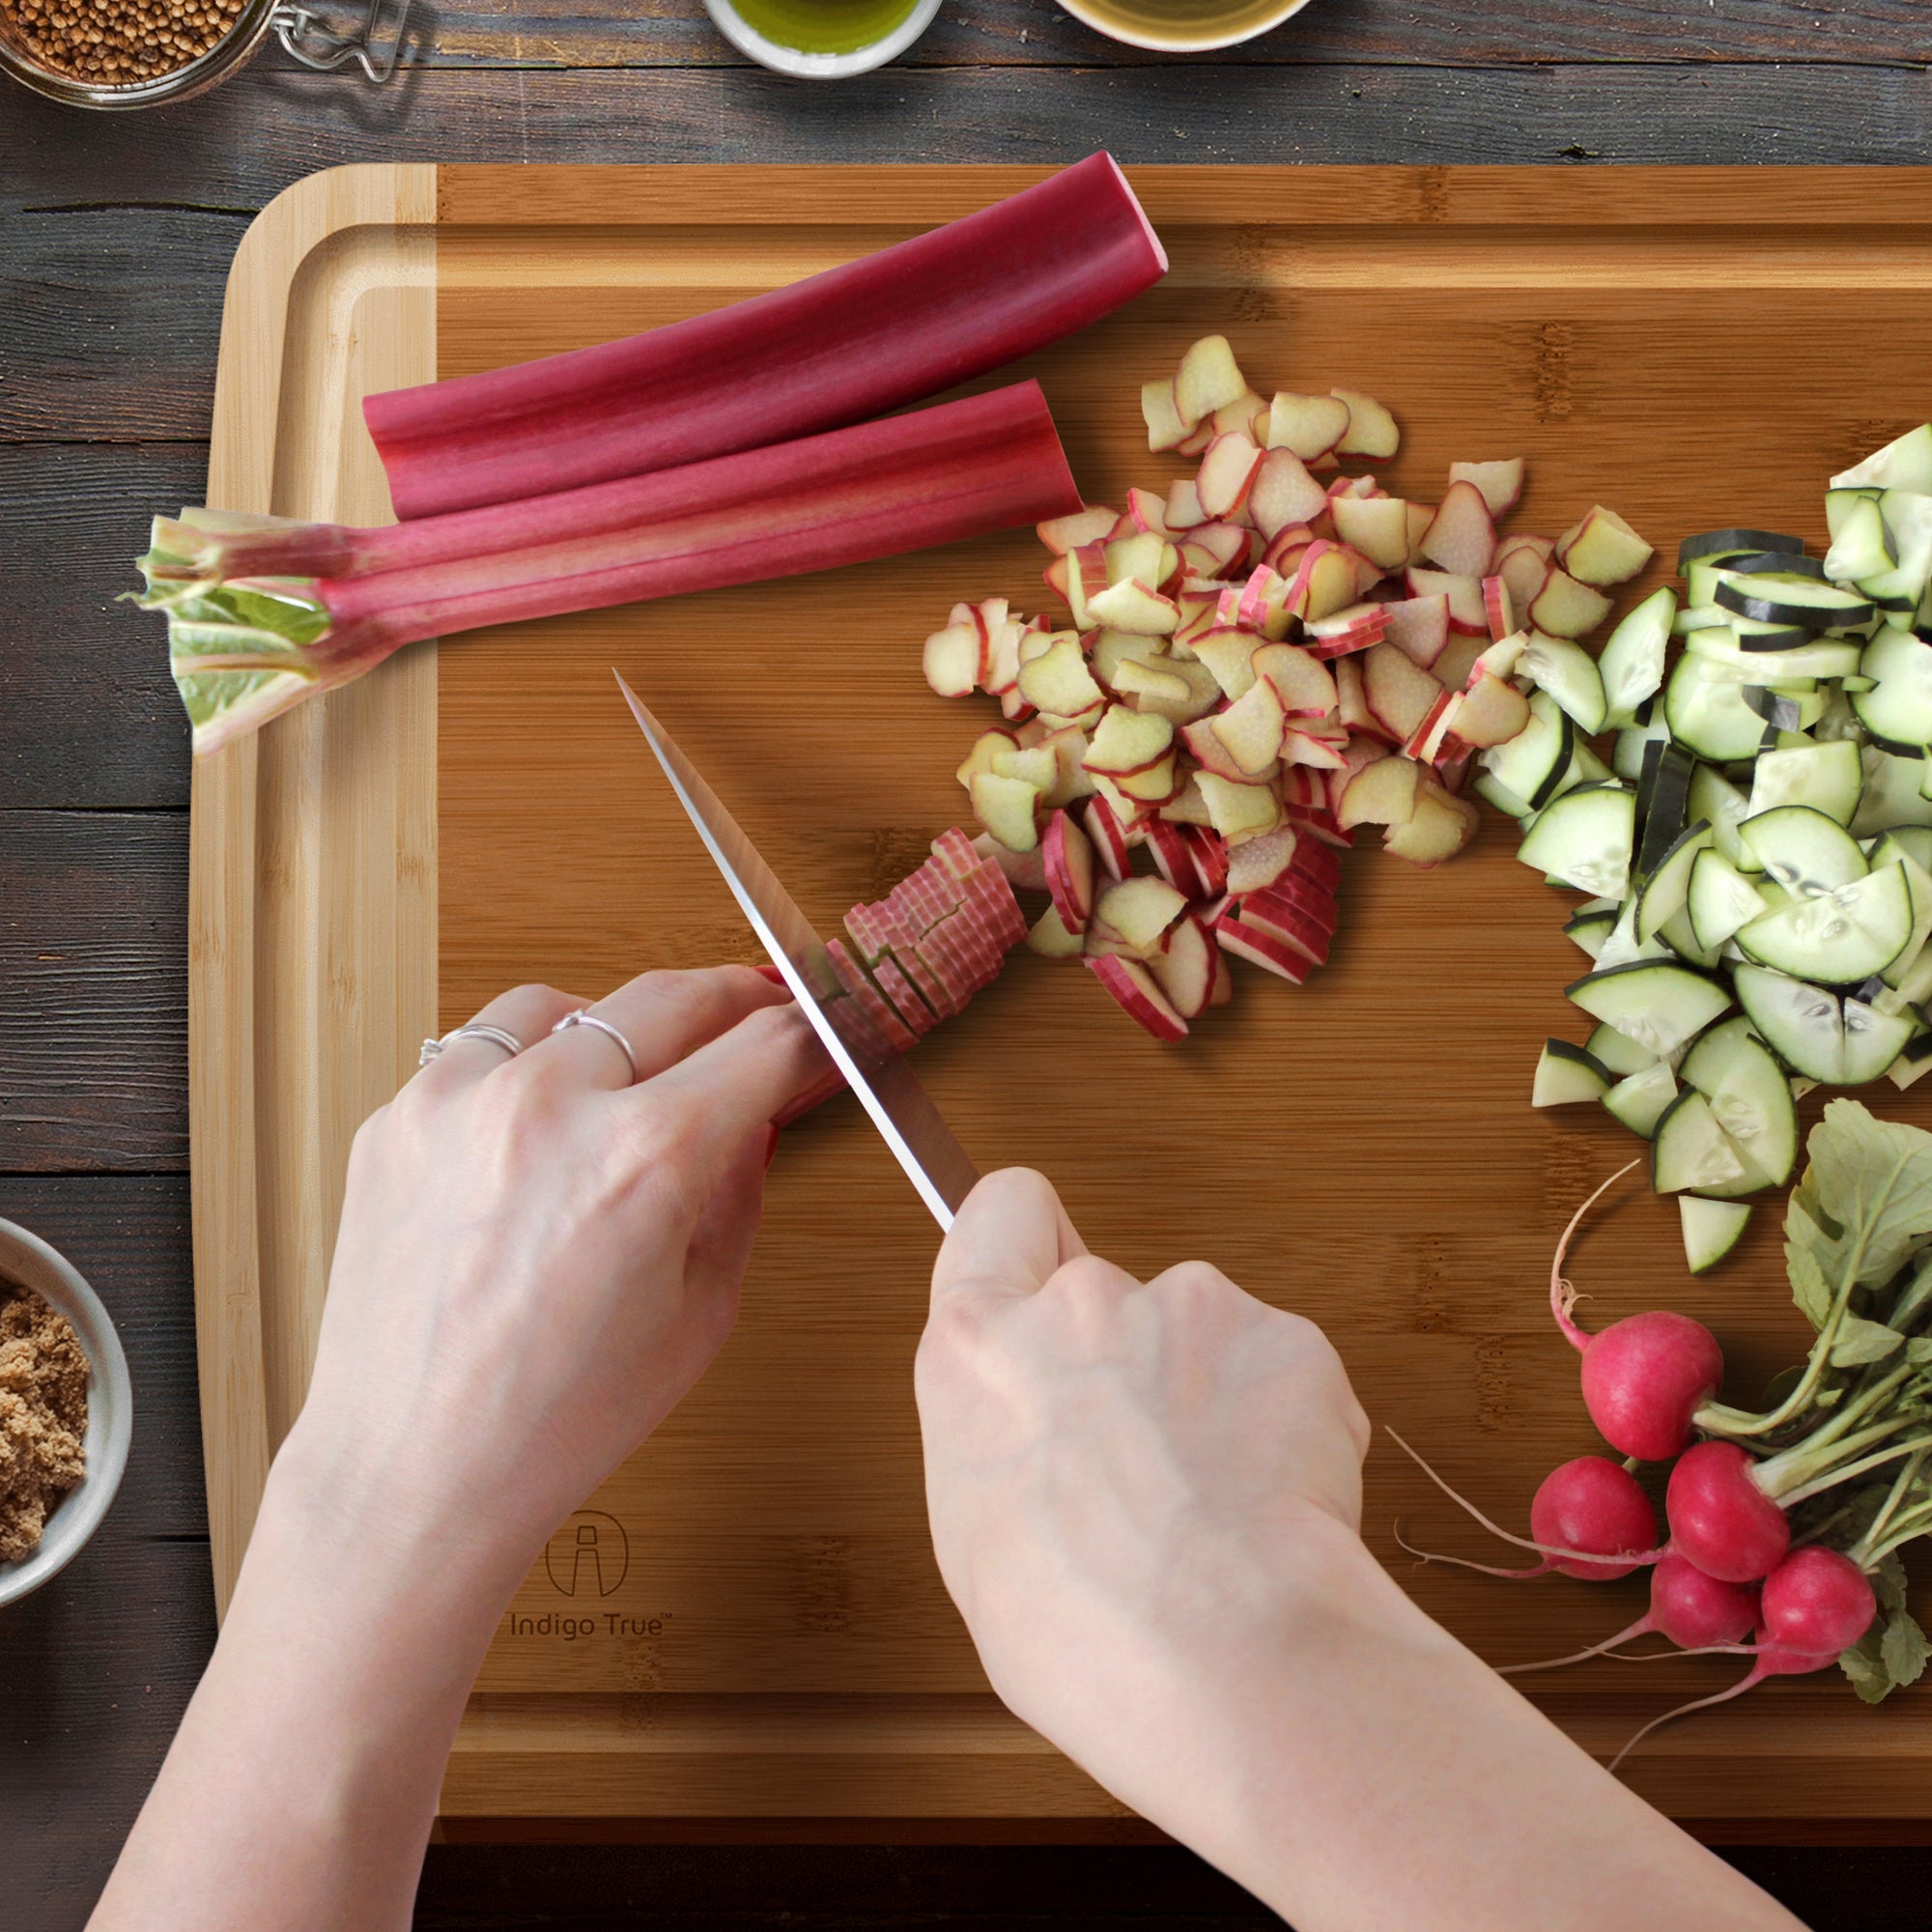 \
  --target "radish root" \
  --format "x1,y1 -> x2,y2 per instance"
1609,1664 -> 1763,1774
1385,1427 -> 1662,1570
1550,1159 -> 1642,1354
